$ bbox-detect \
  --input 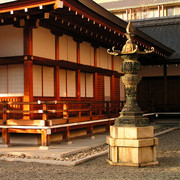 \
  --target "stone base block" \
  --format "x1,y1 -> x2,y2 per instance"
106,126 -> 159,167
